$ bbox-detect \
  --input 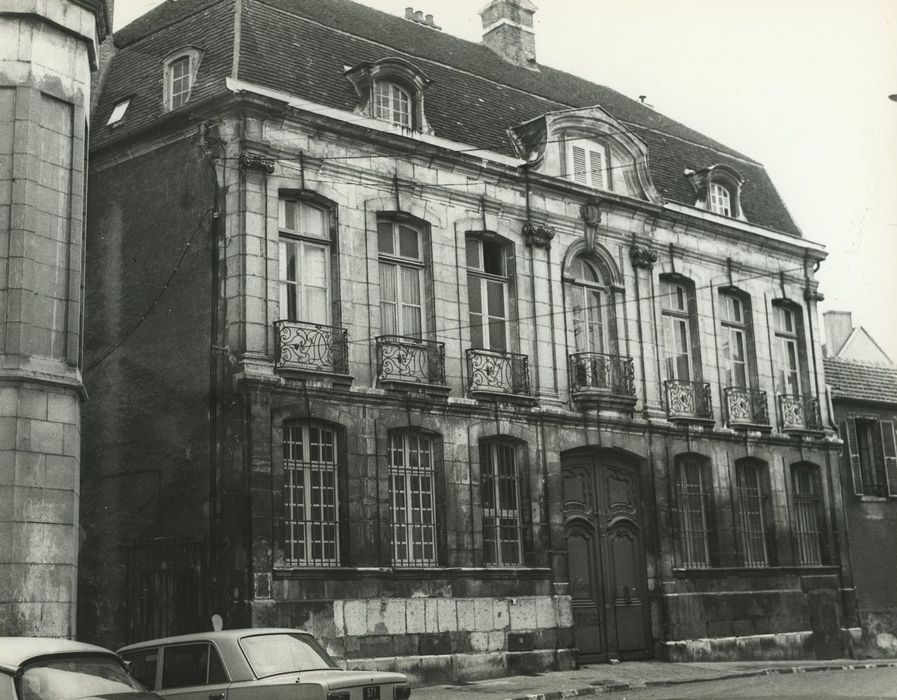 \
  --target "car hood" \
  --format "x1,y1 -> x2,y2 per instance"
258,669 -> 408,689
